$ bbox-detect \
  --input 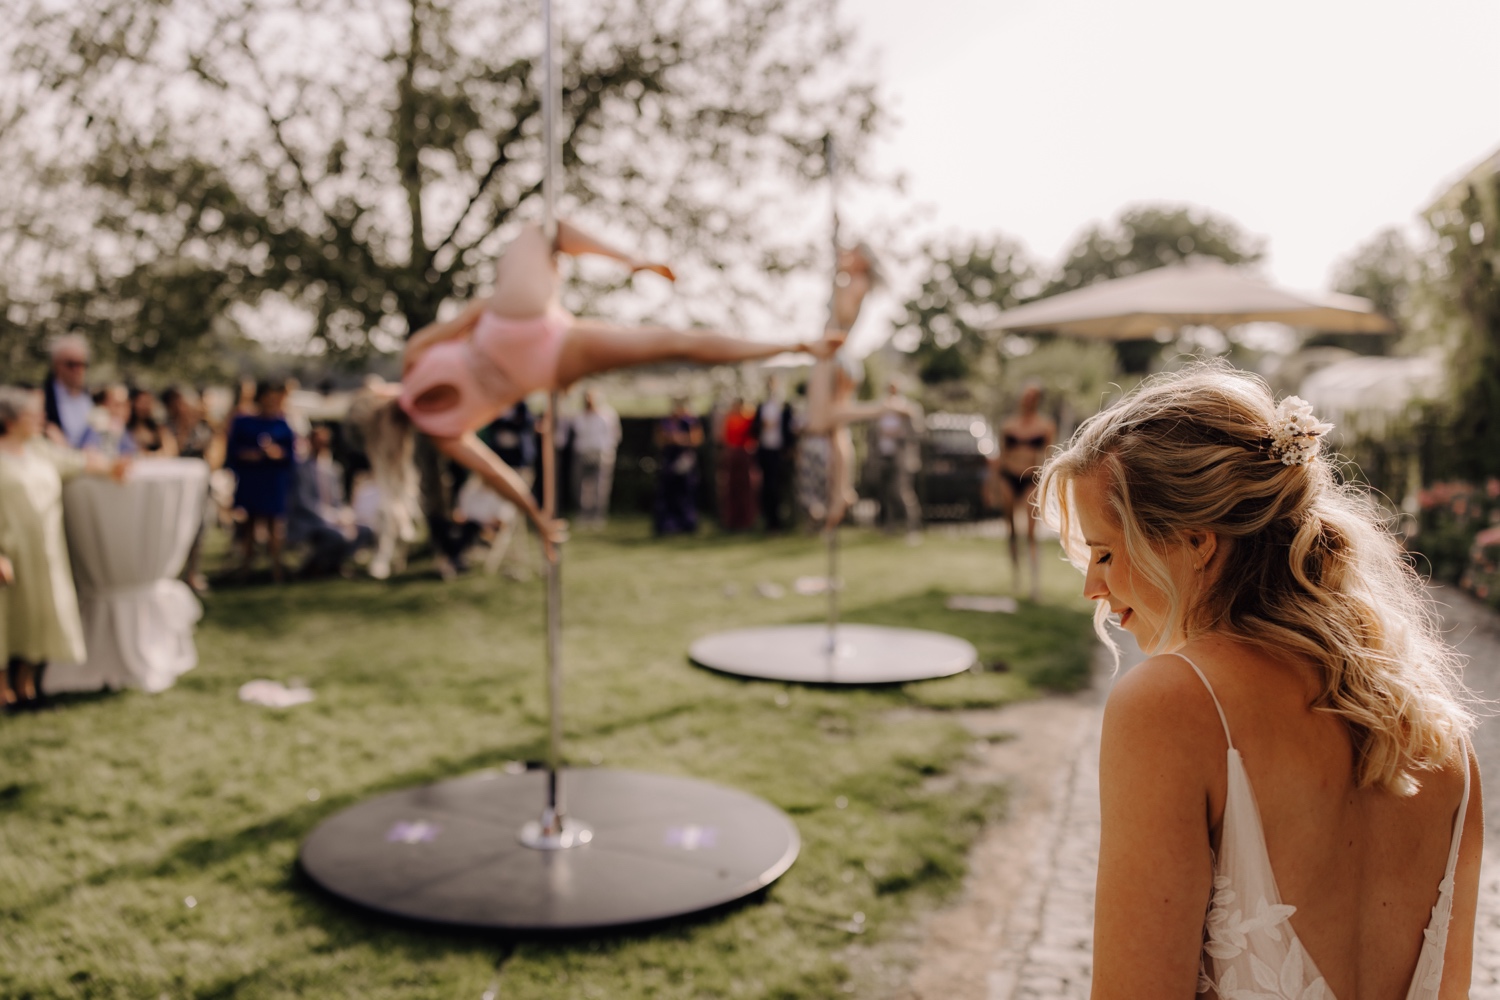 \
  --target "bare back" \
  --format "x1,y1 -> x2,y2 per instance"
1178,639 -> 1479,999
